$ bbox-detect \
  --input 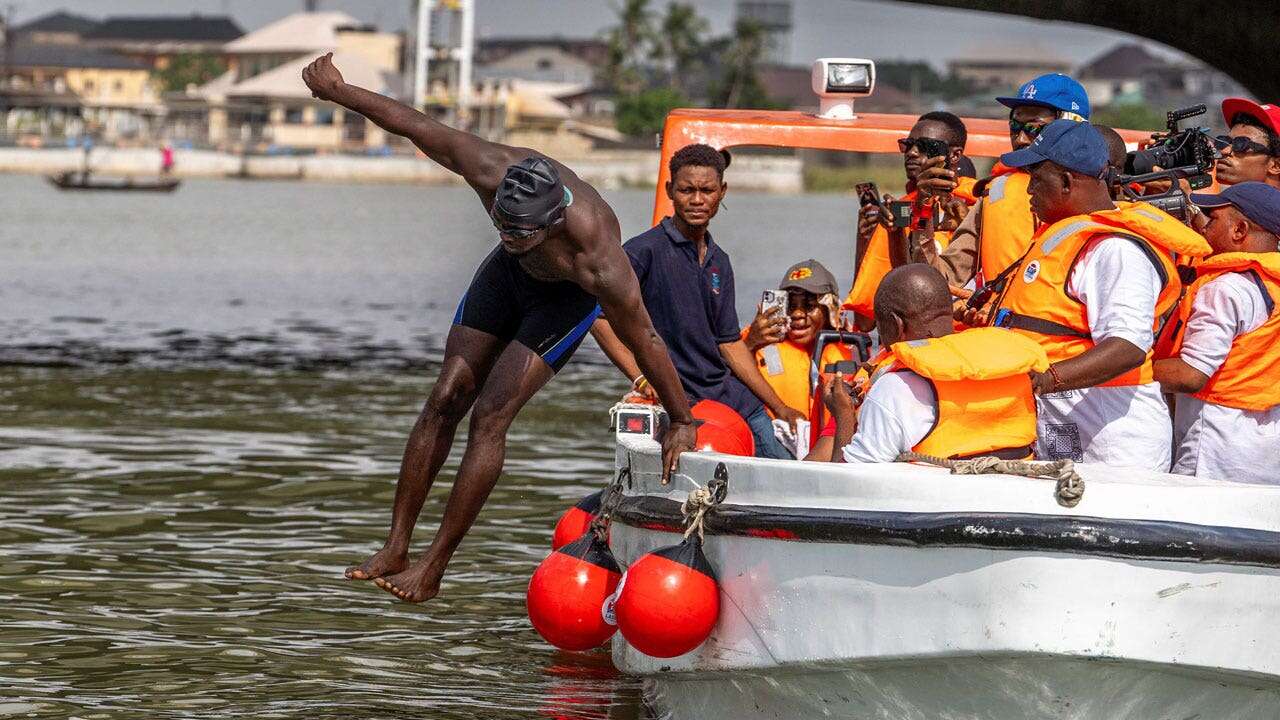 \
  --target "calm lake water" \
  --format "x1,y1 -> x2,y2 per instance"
0,174 -> 860,718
